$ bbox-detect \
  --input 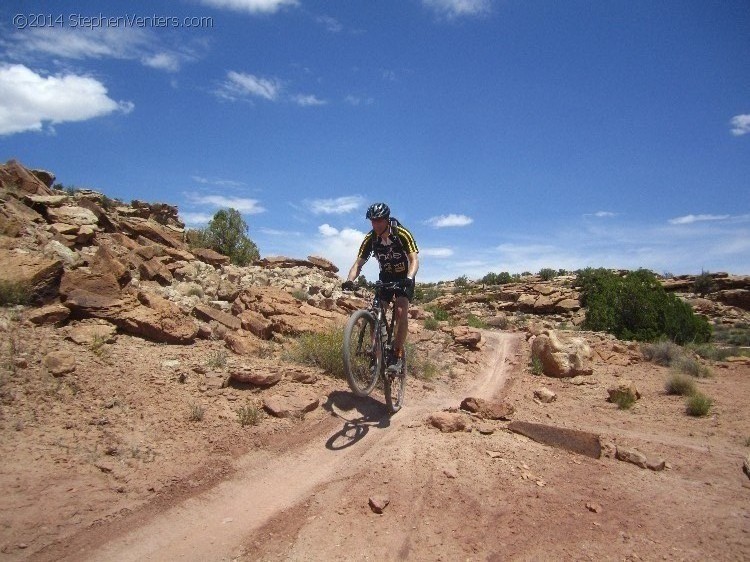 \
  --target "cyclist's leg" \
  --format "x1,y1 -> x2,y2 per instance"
393,295 -> 409,355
